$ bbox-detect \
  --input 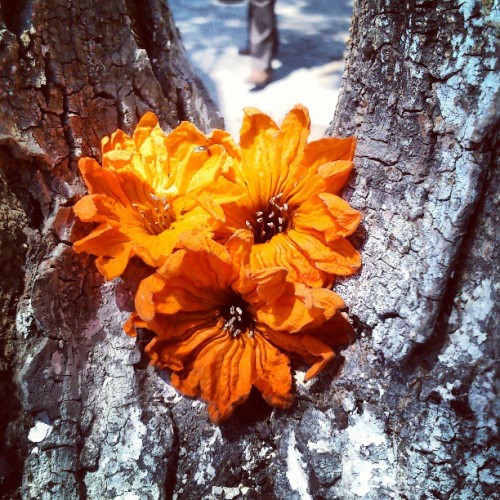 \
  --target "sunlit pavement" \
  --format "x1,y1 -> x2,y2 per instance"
169,0 -> 353,139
